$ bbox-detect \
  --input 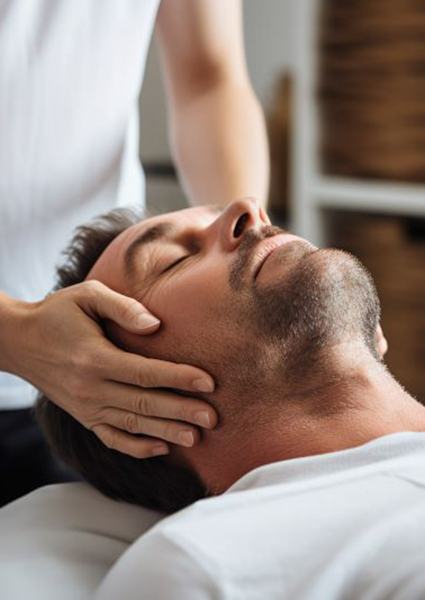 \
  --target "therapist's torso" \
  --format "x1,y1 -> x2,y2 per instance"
0,0 -> 160,409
